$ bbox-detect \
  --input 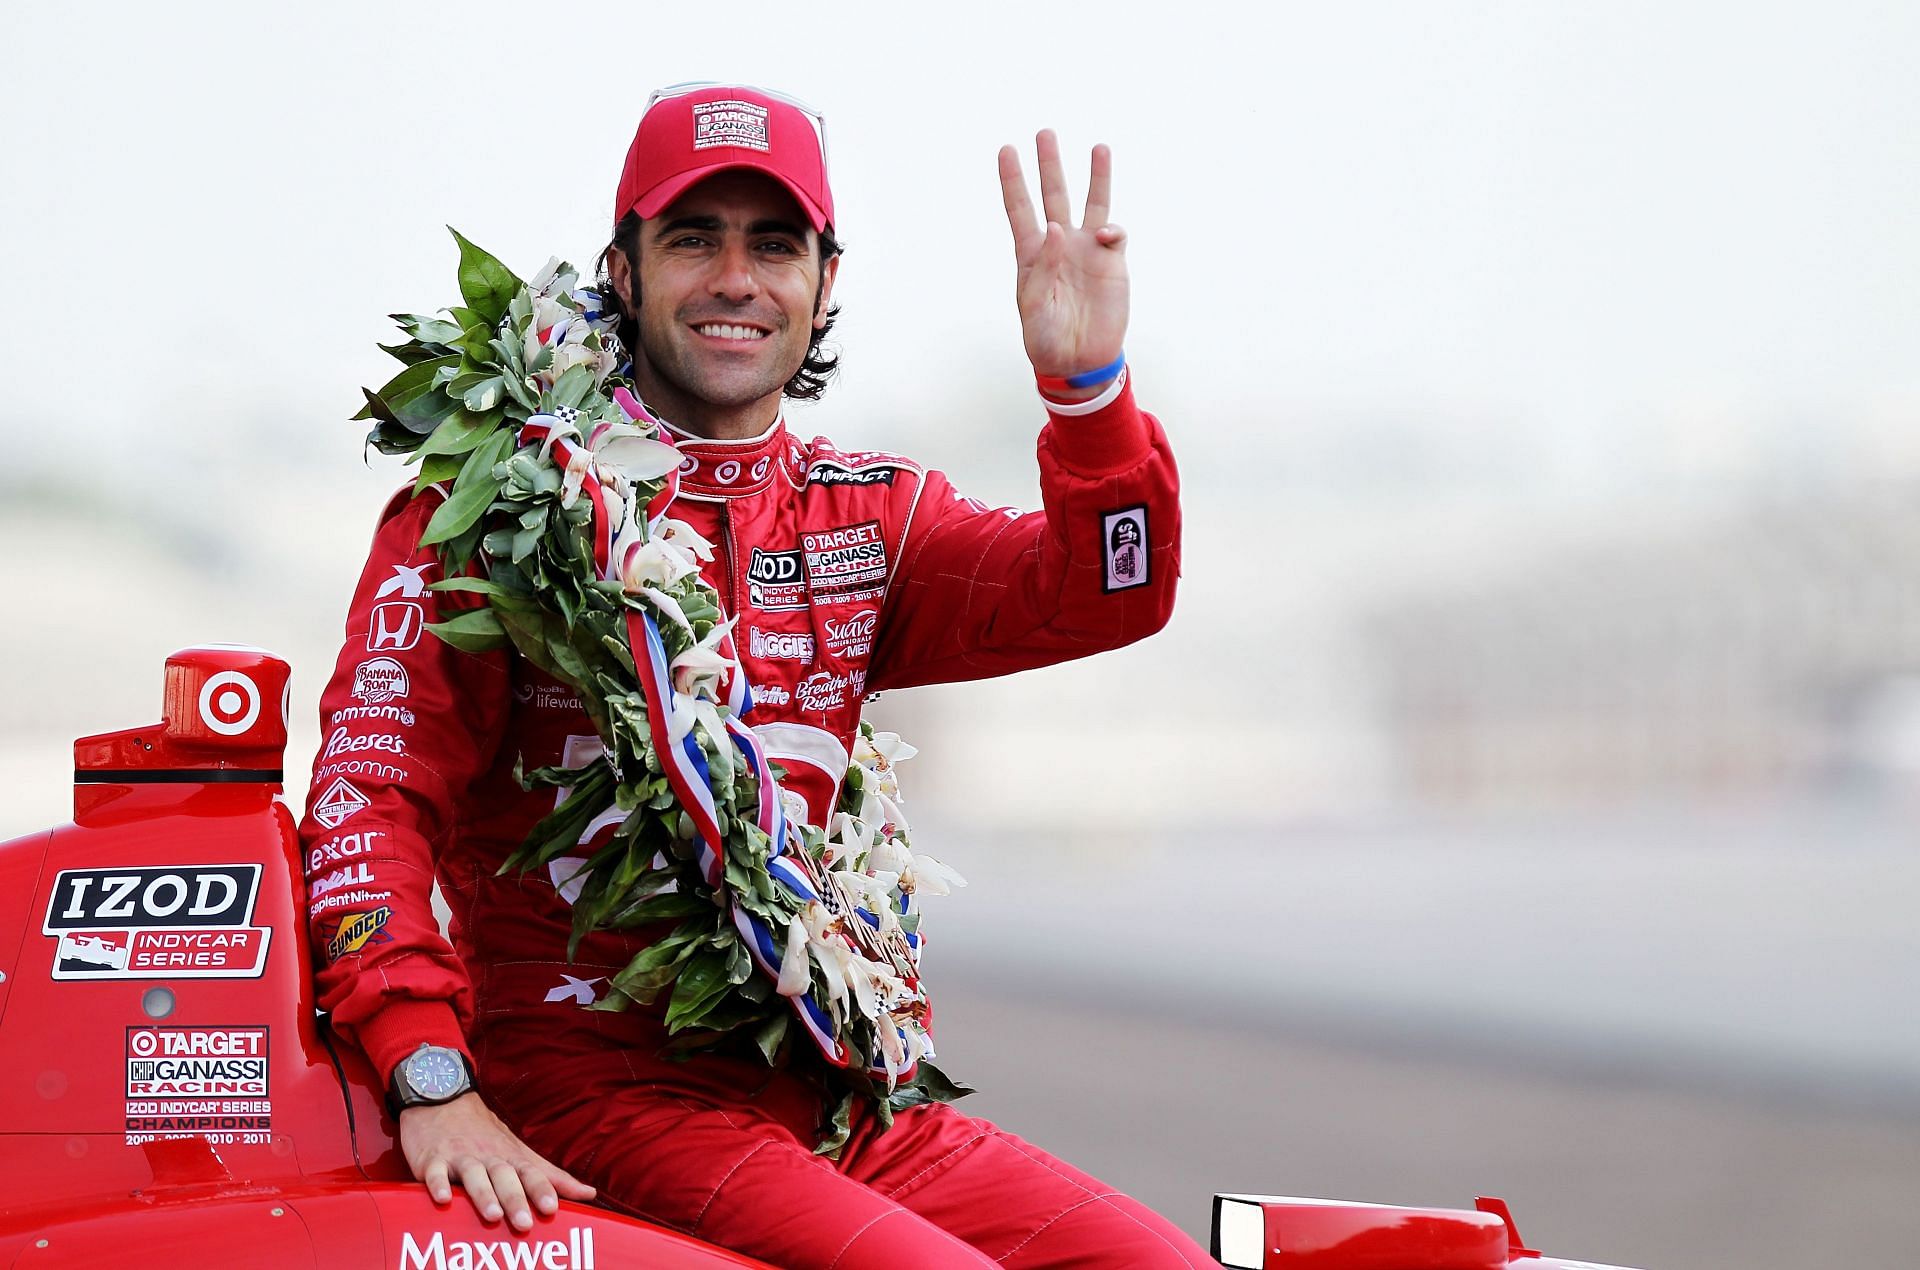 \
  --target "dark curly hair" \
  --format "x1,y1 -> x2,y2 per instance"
595,211 -> 844,402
